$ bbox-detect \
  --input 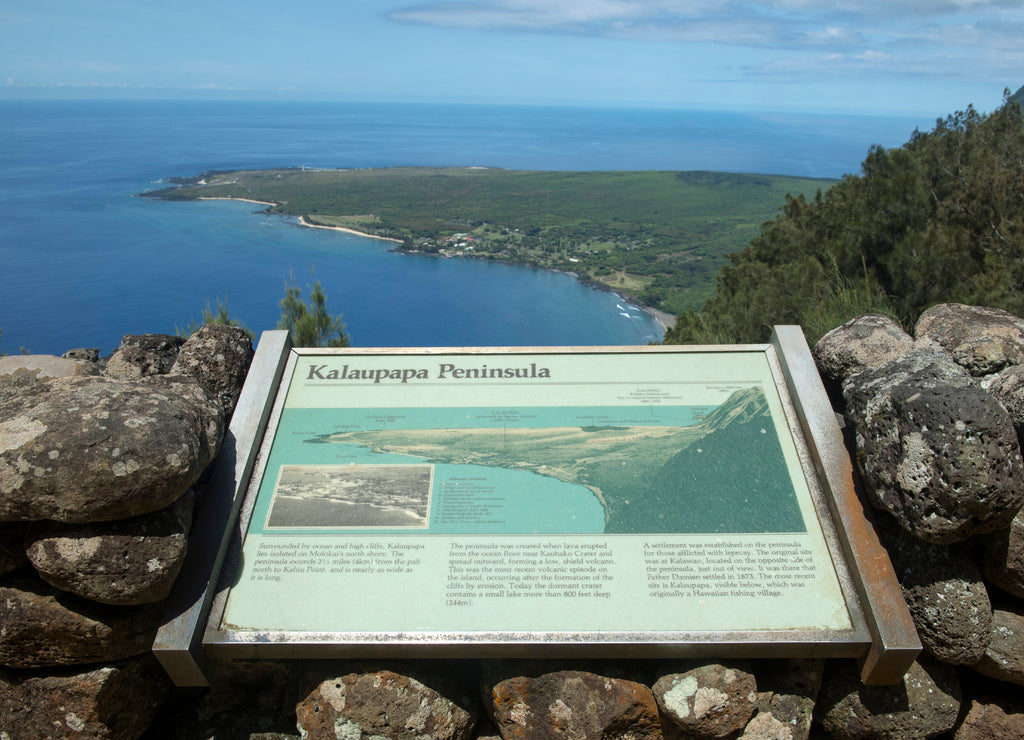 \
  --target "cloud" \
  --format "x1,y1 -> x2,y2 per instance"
389,0 -> 1024,50
748,45 -> 1023,80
